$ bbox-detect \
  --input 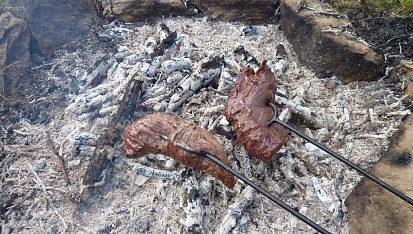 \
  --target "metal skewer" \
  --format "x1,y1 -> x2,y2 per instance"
160,134 -> 330,234
267,102 -> 413,206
